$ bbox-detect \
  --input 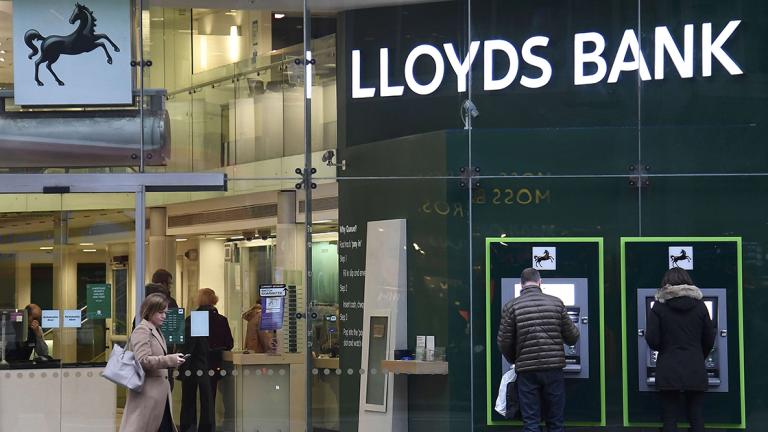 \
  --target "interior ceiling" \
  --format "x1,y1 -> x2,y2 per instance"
148,0 -> 443,13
